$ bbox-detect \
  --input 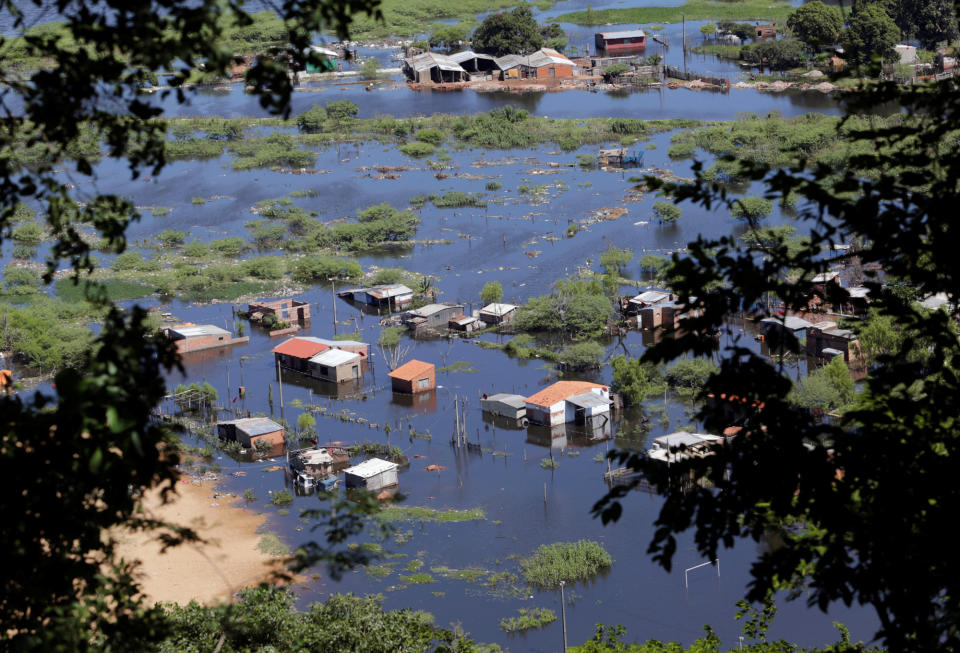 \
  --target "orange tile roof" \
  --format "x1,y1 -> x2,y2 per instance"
272,338 -> 329,359
525,381 -> 606,408
388,359 -> 434,381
